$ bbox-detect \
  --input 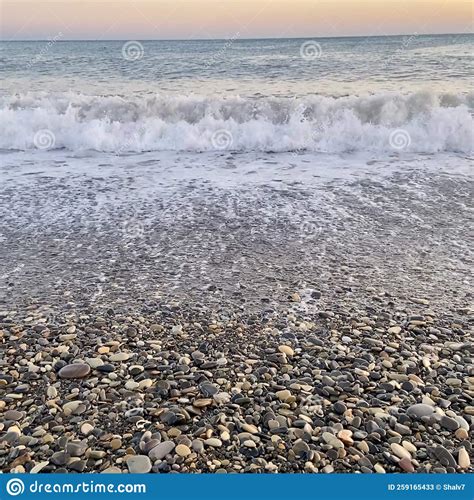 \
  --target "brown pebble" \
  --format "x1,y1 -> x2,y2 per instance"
58,364 -> 91,379
398,457 -> 415,472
